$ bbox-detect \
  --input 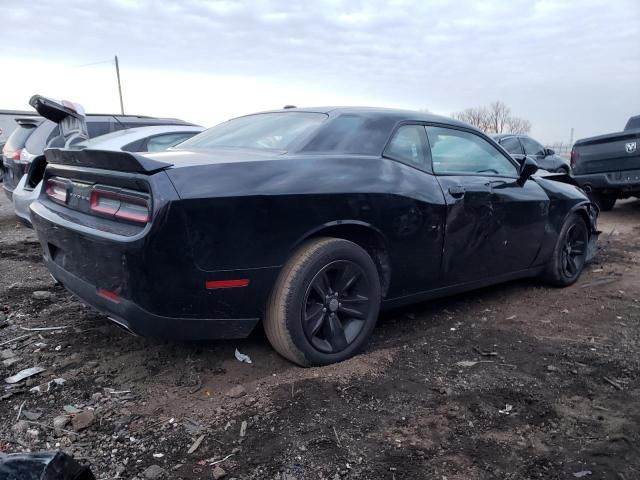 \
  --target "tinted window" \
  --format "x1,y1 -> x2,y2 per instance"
383,125 -> 429,170
178,112 -> 327,151
499,136 -> 523,155
624,116 -> 640,131
426,126 -> 518,177
87,121 -> 112,138
520,137 -> 545,156
302,114 -> 393,155
146,132 -> 198,152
